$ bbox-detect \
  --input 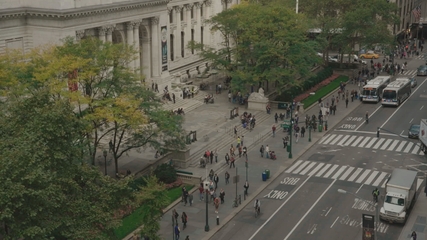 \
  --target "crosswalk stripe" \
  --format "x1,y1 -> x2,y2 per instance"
403,142 -> 414,153
292,161 -> 310,174
379,139 -> 393,150
412,145 -> 421,154
356,169 -> 371,183
351,136 -> 364,147
339,167 -> 355,180
387,140 -> 400,151
365,138 -> 378,148
372,172 -> 388,187
358,137 -> 371,148
316,164 -> 332,177
323,165 -> 339,178
285,160 -> 303,173
348,168 -> 363,182
319,135 -> 333,144
308,163 -> 324,176
299,162 -> 317,175
337,135 -> 350,146
323,134 -> 337,145
381,176 -> 389,188
364,170 -> 379,185
396,141 -> 407,152
372,138 -> 385,149
329,135 -> 343,145
332,166 -> 348,179
344,136 -> 357,146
